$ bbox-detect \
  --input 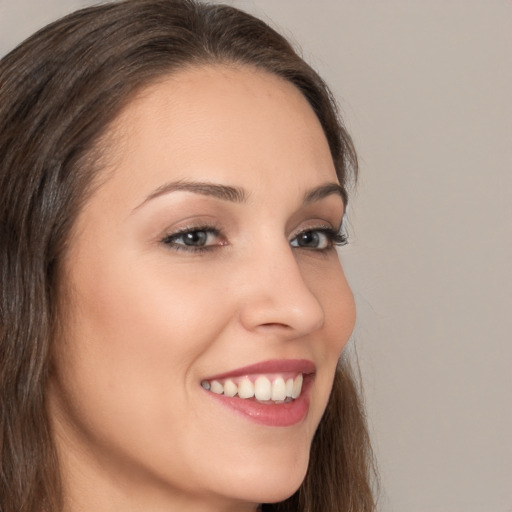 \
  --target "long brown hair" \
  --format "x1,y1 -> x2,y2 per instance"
0,1 -> 376,510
